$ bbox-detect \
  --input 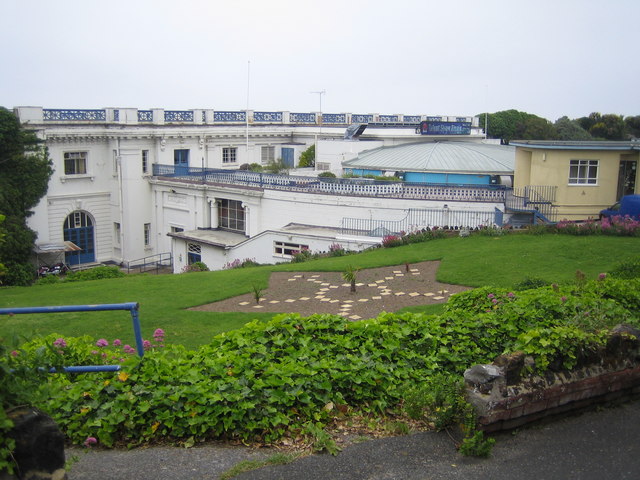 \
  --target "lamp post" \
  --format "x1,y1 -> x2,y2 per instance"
310,90 -> 325,171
